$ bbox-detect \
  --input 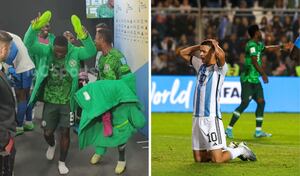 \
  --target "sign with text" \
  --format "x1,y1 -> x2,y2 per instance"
151,76 -> 300,113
